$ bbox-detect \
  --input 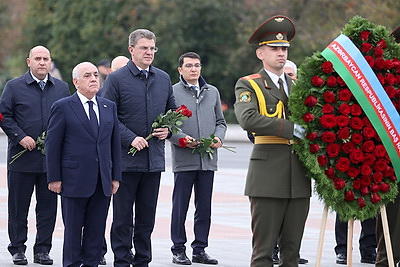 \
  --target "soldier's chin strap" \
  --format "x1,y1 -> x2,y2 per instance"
247,79 -> 285,119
